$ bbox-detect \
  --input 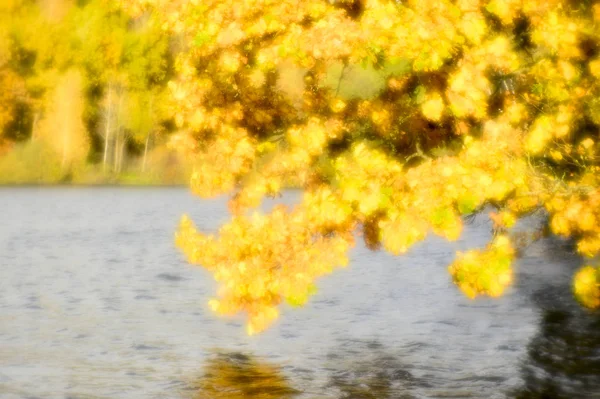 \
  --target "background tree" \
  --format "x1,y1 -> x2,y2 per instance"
0,0 -> 177,183
37,69 -> 89,175
73,0 -> 170,175
0,31 -> 18,151
124,87 -> 169,173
